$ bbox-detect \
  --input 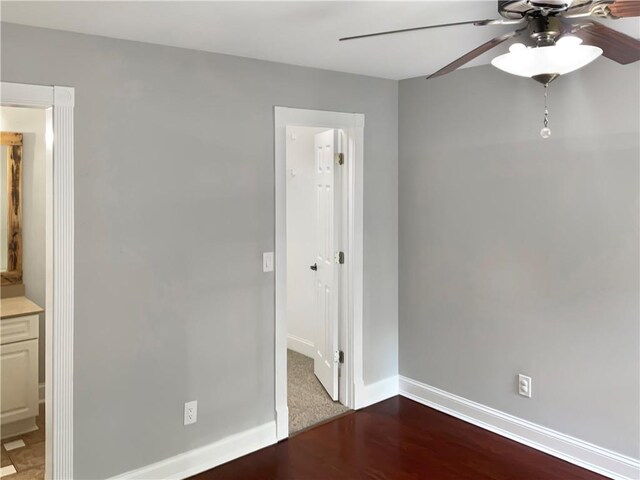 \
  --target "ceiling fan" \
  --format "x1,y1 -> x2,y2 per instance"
340,0 -> 640,80
340,0 -> 640,137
